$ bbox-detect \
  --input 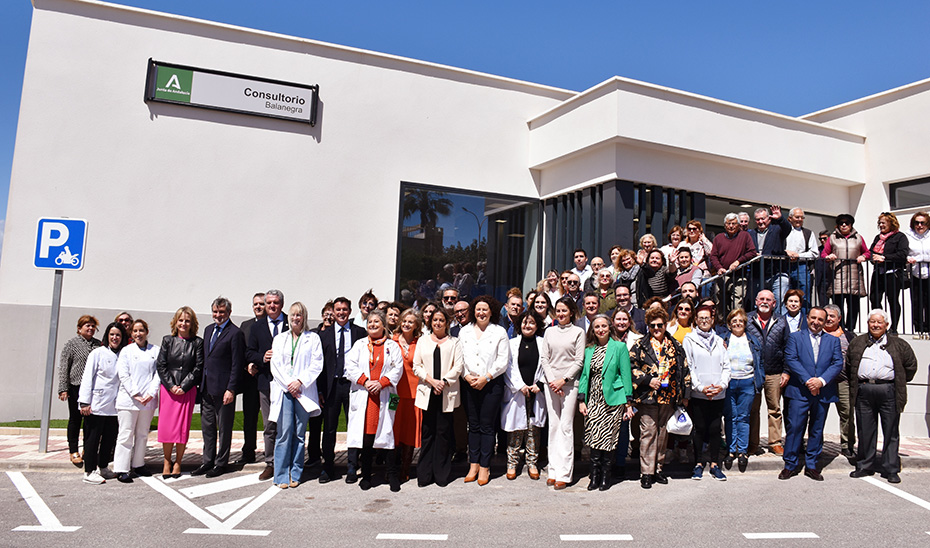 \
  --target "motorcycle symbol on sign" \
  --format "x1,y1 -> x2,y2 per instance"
55,247 -> 80,267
